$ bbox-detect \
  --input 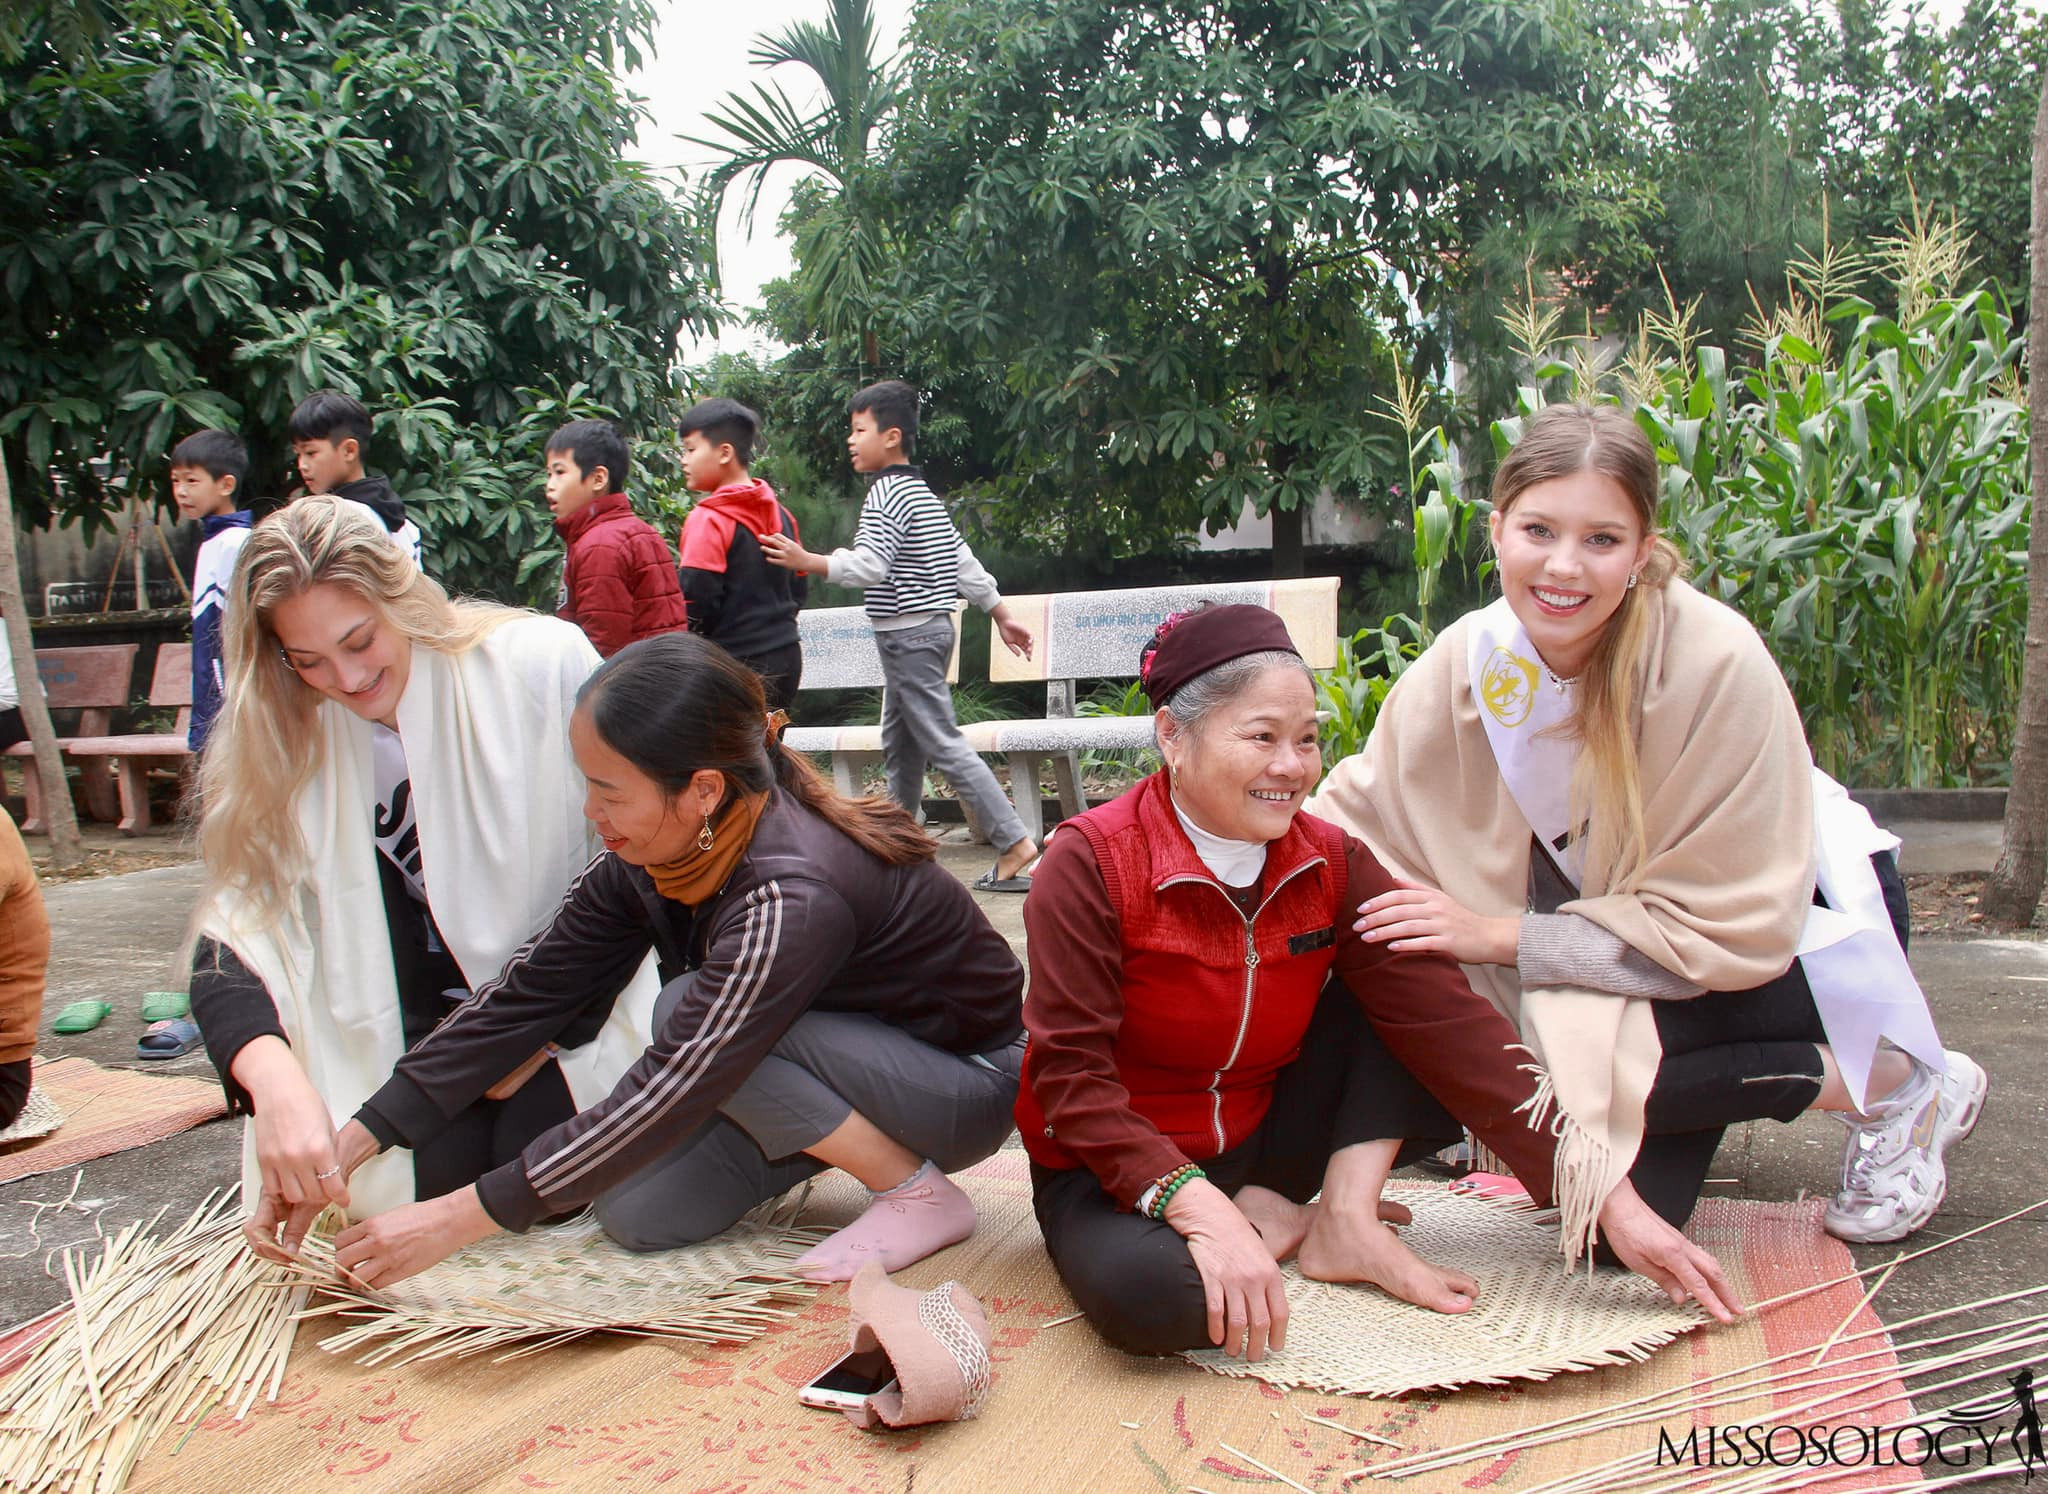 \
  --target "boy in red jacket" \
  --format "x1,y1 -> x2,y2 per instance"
676,399 -> 807,708
546,420 -> 687,658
